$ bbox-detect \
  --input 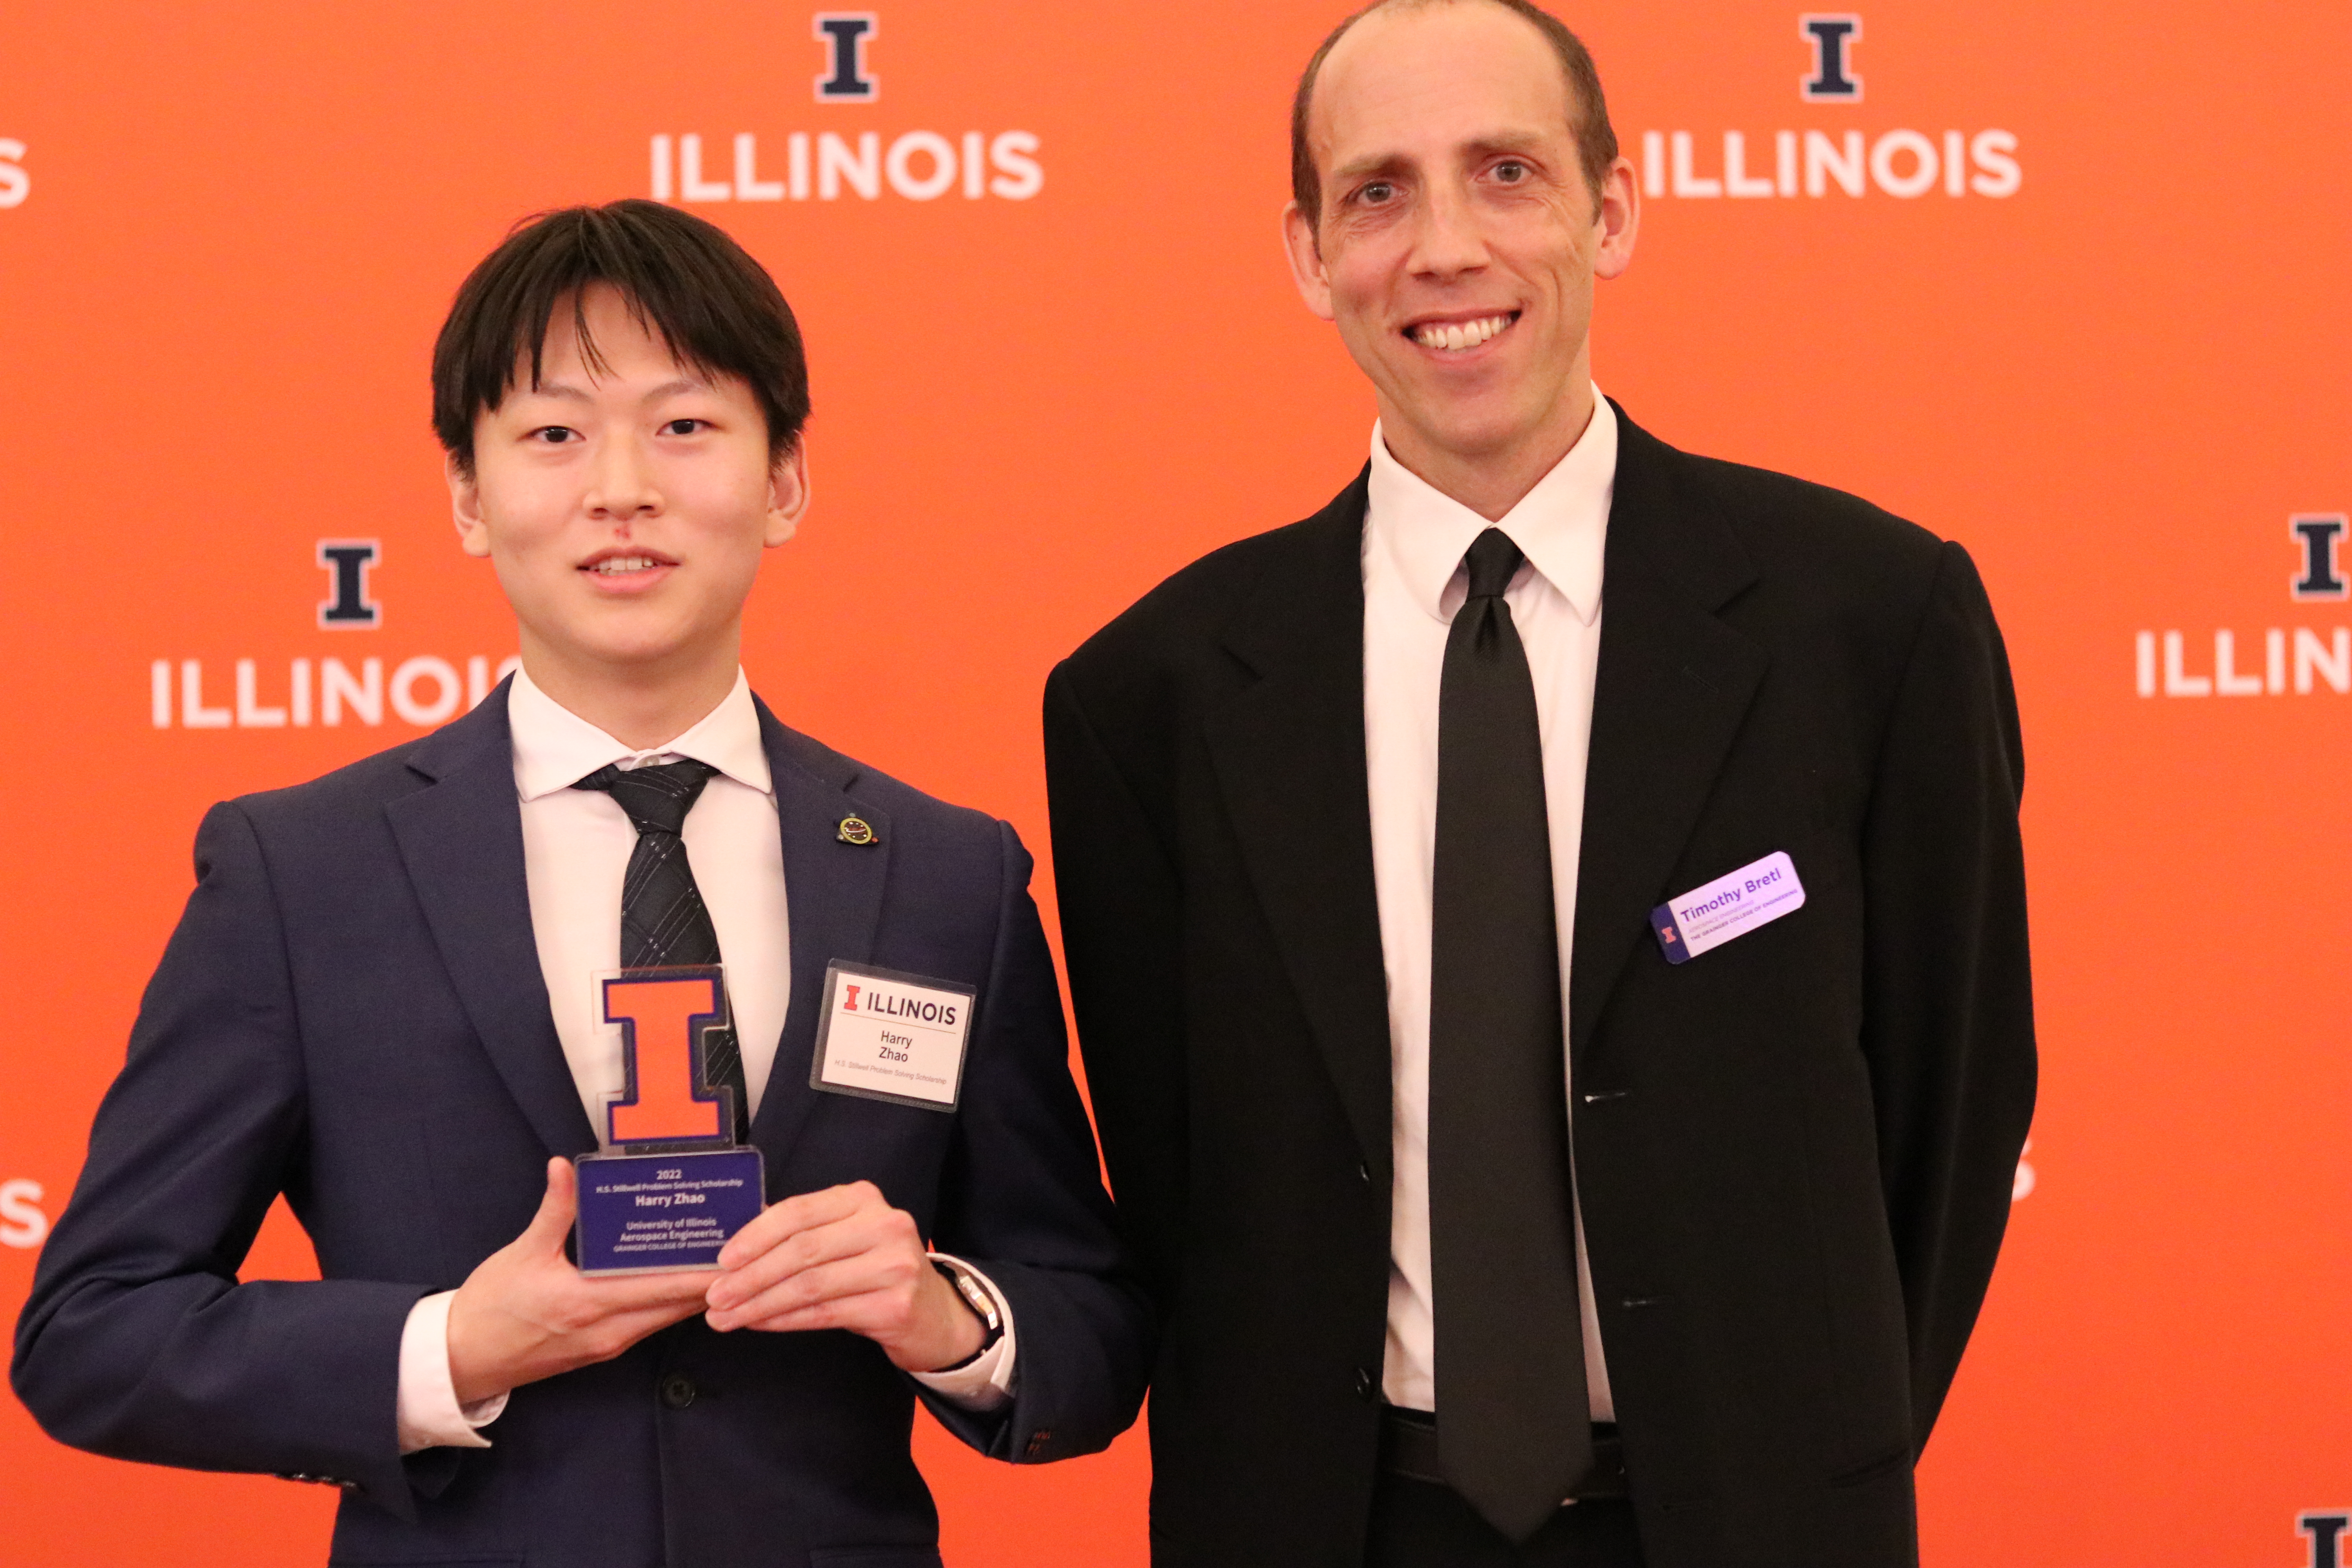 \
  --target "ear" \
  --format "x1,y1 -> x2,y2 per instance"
1281,200 -> 1337,322
1591,154 -> 1640,281
764,441 -> 810,548
448,451 -> 493,558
